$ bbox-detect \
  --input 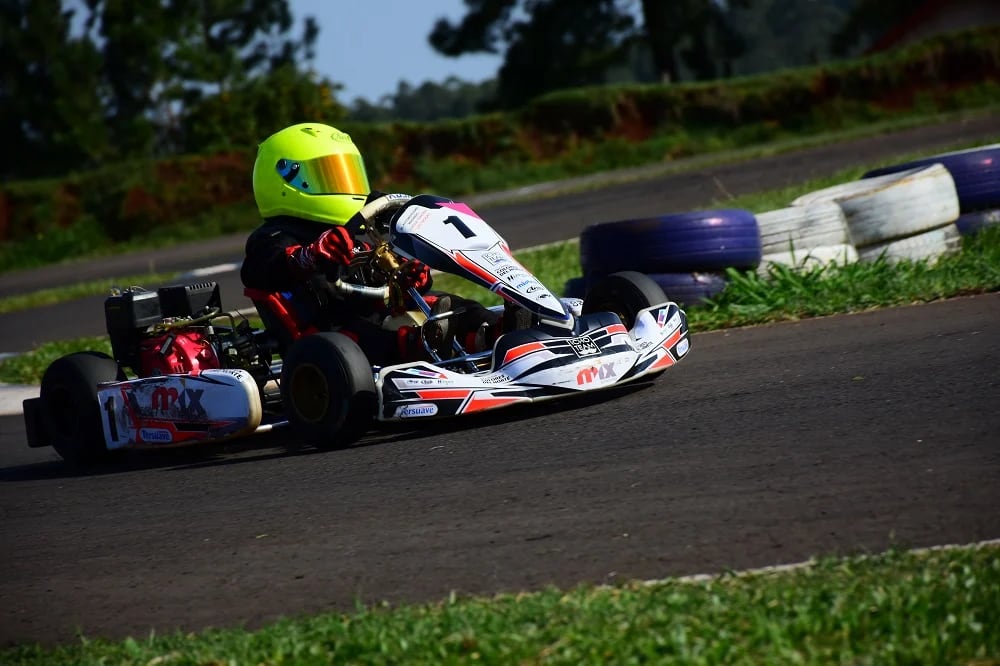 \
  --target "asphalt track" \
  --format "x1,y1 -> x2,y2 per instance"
1,116 -> 999,646
1,294 -> 998,646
